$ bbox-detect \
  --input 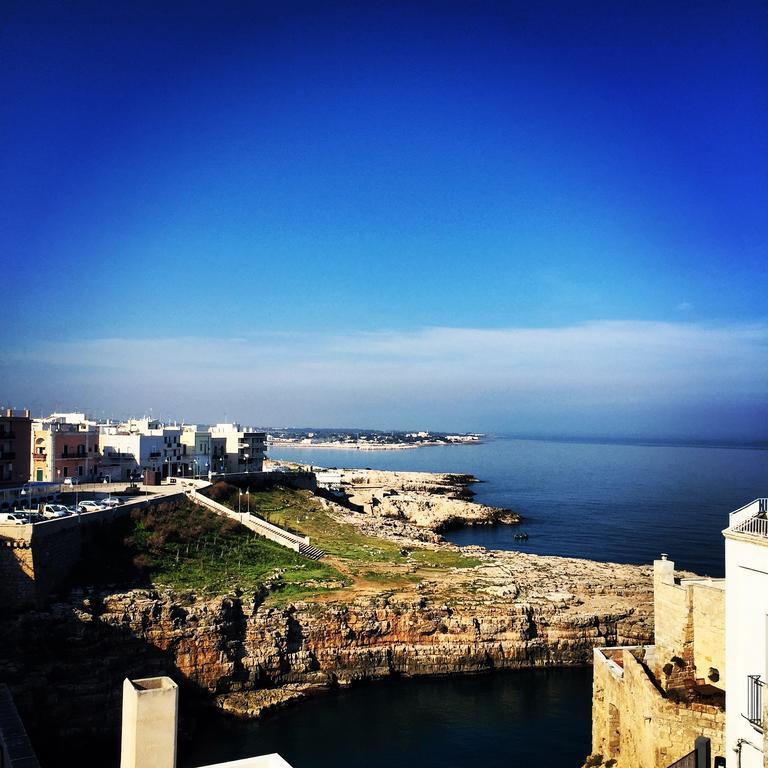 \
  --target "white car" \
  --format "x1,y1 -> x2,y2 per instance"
42,504 -> 71,519
63,477 -> 79,486
77,500 -> 105,512
99,497 -> 122,507
0,512 -> 27,525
